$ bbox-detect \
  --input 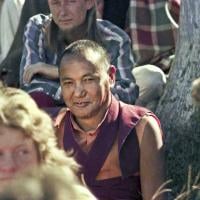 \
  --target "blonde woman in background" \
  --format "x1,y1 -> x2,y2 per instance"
0,82 -> 93,196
